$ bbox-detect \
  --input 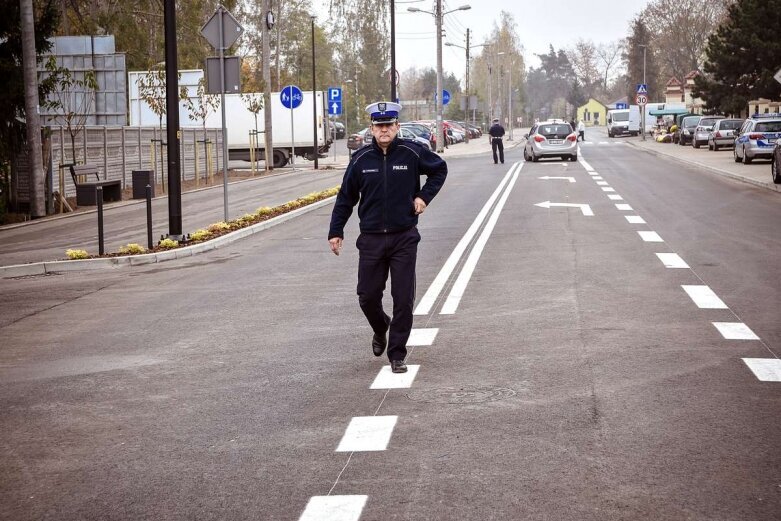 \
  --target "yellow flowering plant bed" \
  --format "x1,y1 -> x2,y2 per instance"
63,185 -> 341,260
